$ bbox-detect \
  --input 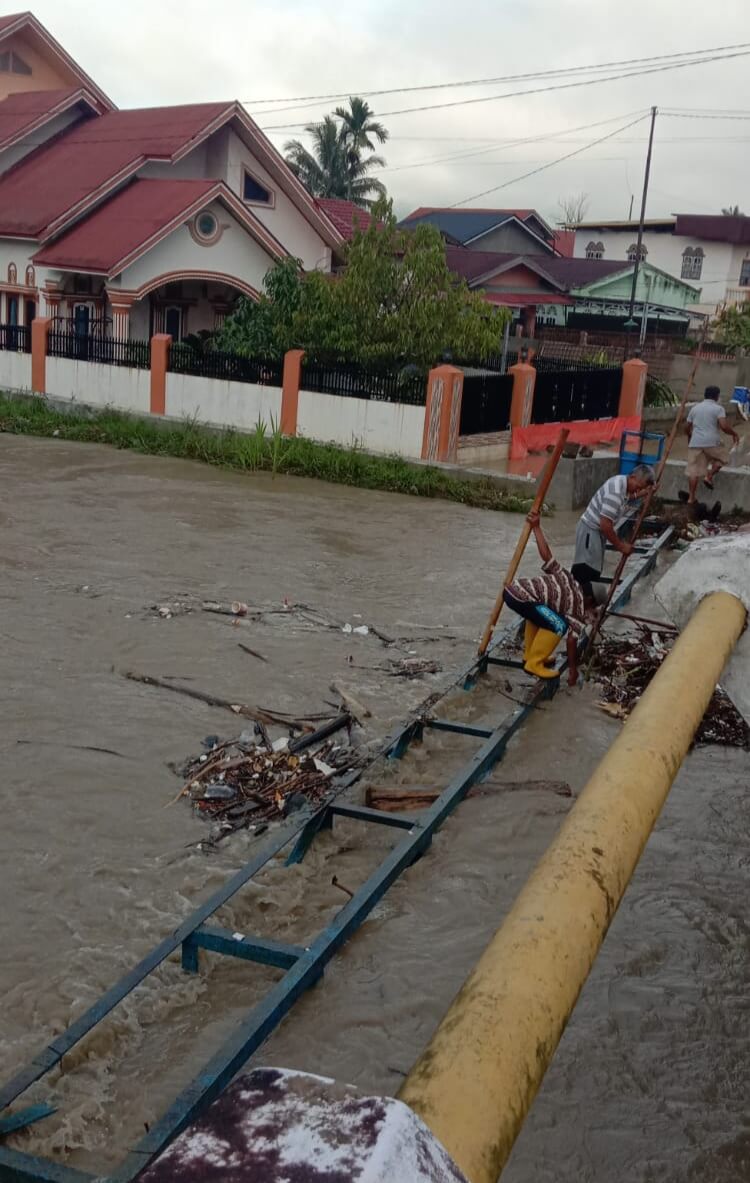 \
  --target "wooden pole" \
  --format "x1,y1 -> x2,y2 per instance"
582,331 -> 707,662
477,427 -> 570,655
